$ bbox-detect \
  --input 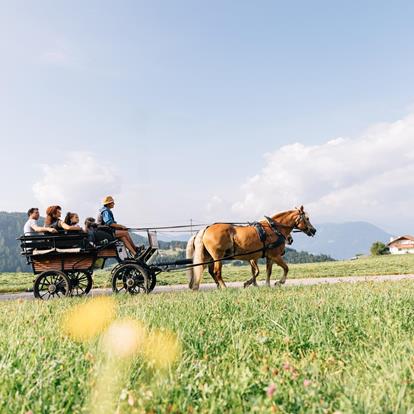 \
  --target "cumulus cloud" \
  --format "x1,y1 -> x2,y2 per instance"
232,113 -> 414,231
33,152 -> 120,218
